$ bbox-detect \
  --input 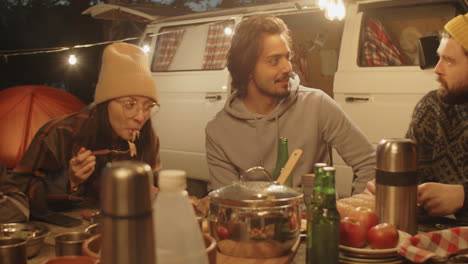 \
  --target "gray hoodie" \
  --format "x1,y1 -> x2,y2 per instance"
205,78 -> 375,194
